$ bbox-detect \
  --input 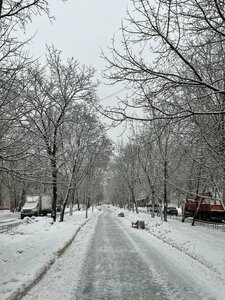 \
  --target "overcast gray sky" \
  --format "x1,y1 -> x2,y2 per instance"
24,0 -> 130,141
22,0 -> 129,140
